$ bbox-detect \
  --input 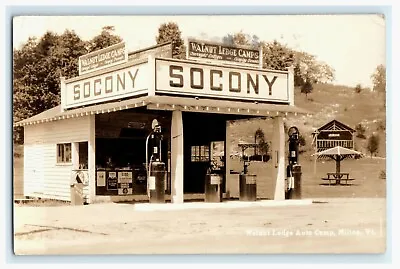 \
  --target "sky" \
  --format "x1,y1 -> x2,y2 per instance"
12,15 -> 386,88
